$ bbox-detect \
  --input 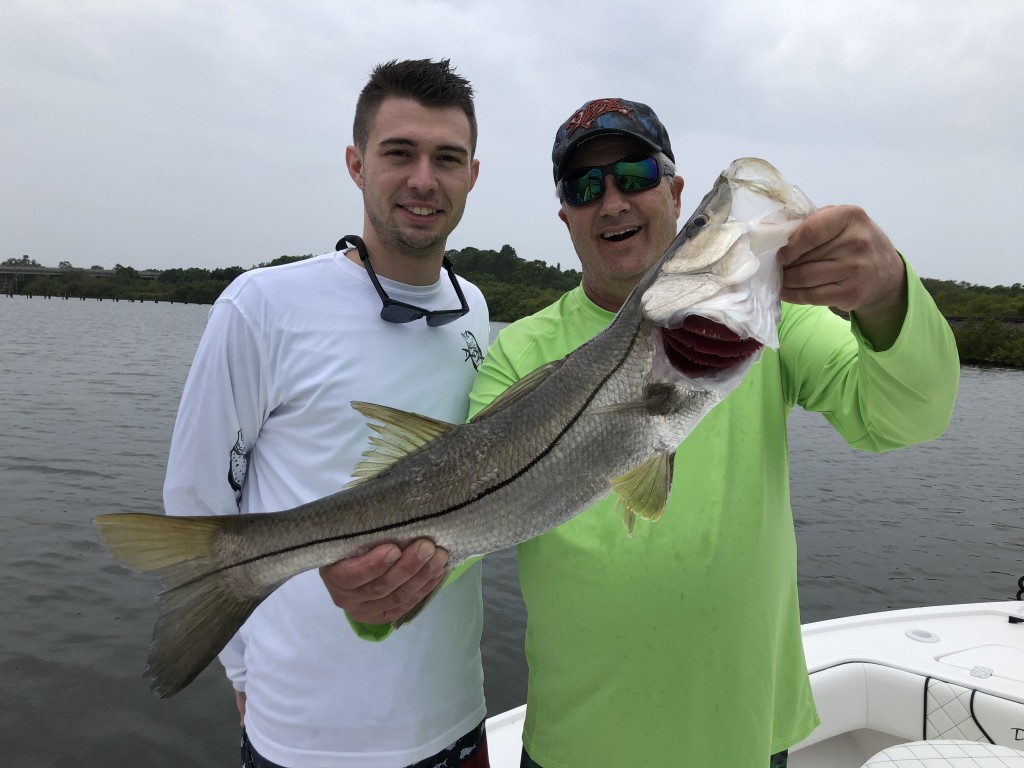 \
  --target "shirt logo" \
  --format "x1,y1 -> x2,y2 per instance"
462,330 -> 484,370
228,430 -> 248,506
